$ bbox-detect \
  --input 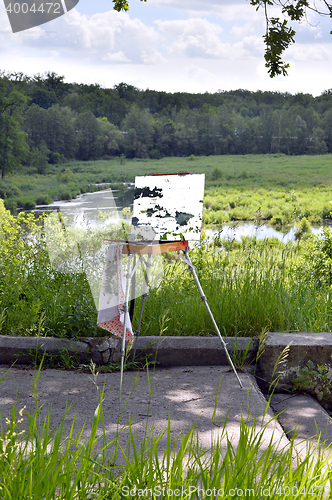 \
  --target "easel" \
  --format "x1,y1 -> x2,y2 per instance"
117,238 -> 242,405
